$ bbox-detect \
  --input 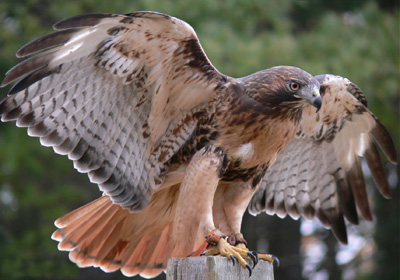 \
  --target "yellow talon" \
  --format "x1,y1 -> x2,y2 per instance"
203,232 -> 279,276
